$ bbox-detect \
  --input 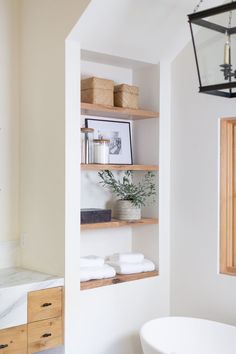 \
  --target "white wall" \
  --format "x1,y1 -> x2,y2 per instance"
76,57 -> 166,354
20,0 -> 90,276
0,0 -> 20,267
171,42 -> 236,325
18,3 -> 89,353
72,0 -> 223,64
